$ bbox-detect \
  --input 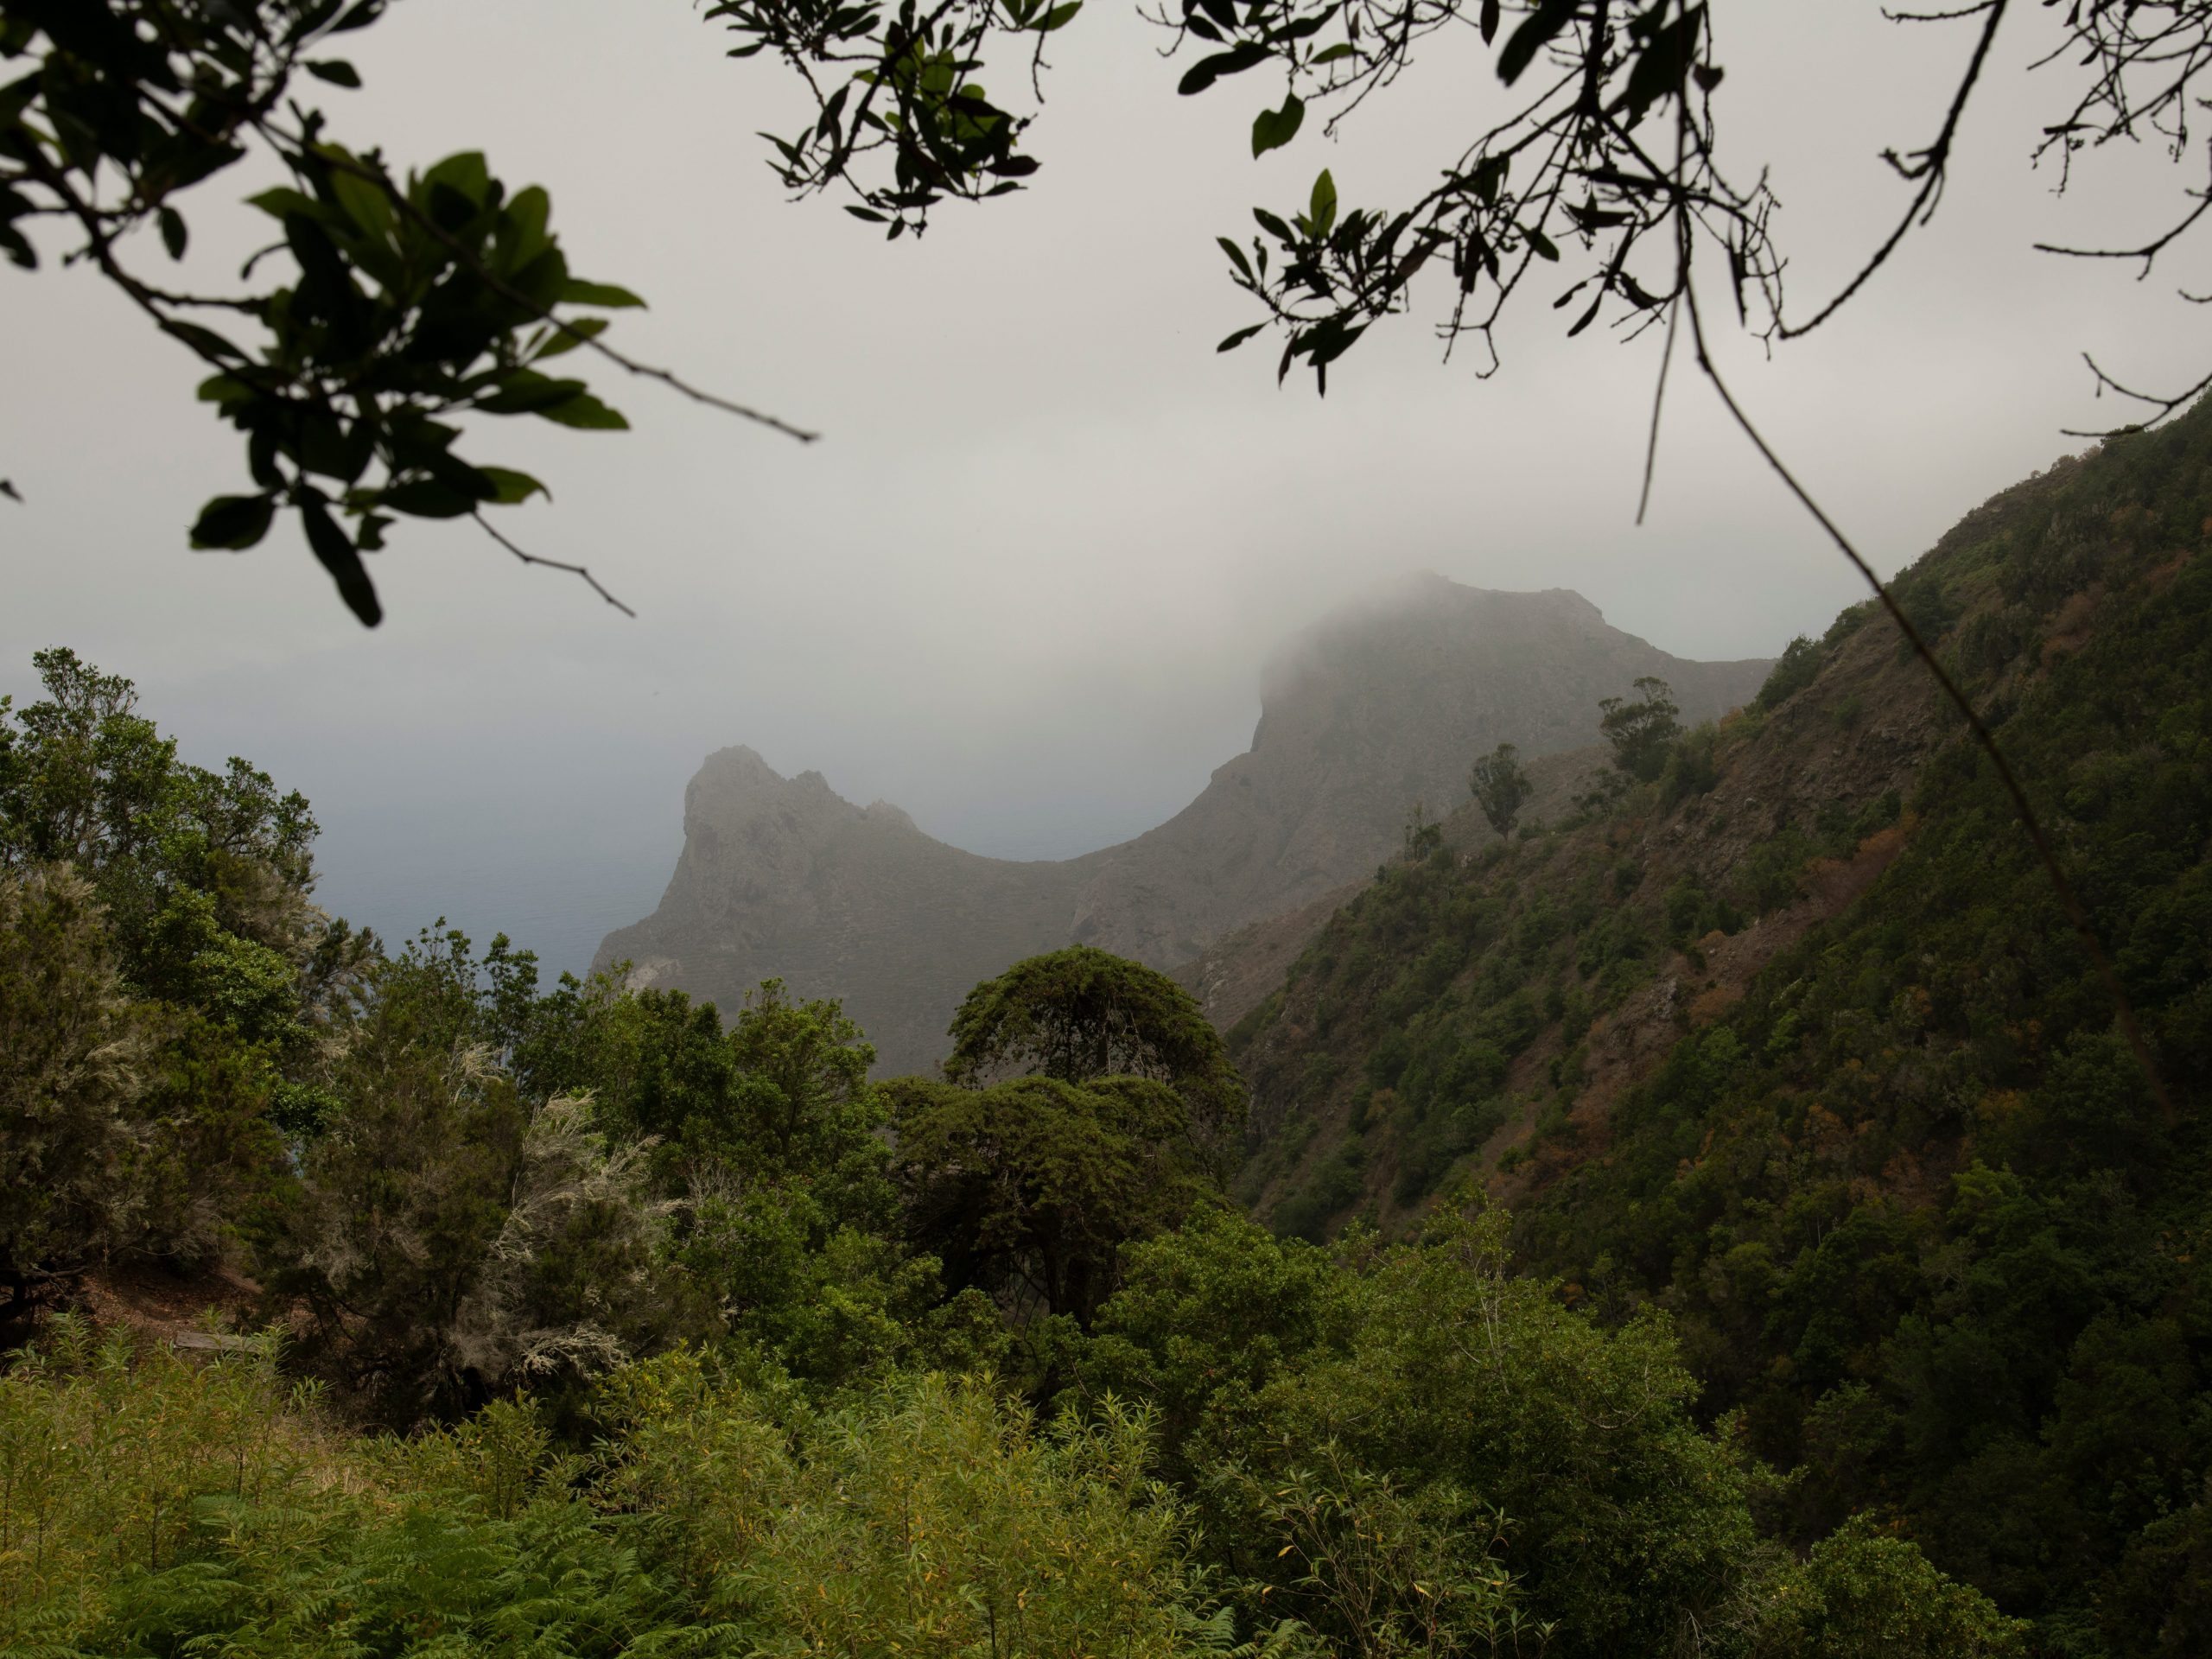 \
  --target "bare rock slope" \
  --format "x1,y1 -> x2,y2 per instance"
596,578 -> 1771,1073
